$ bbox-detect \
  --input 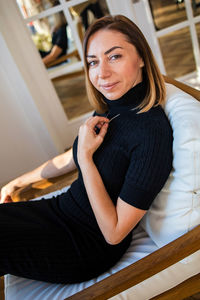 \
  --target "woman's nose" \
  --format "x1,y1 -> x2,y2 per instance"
98,61 -> 111,79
